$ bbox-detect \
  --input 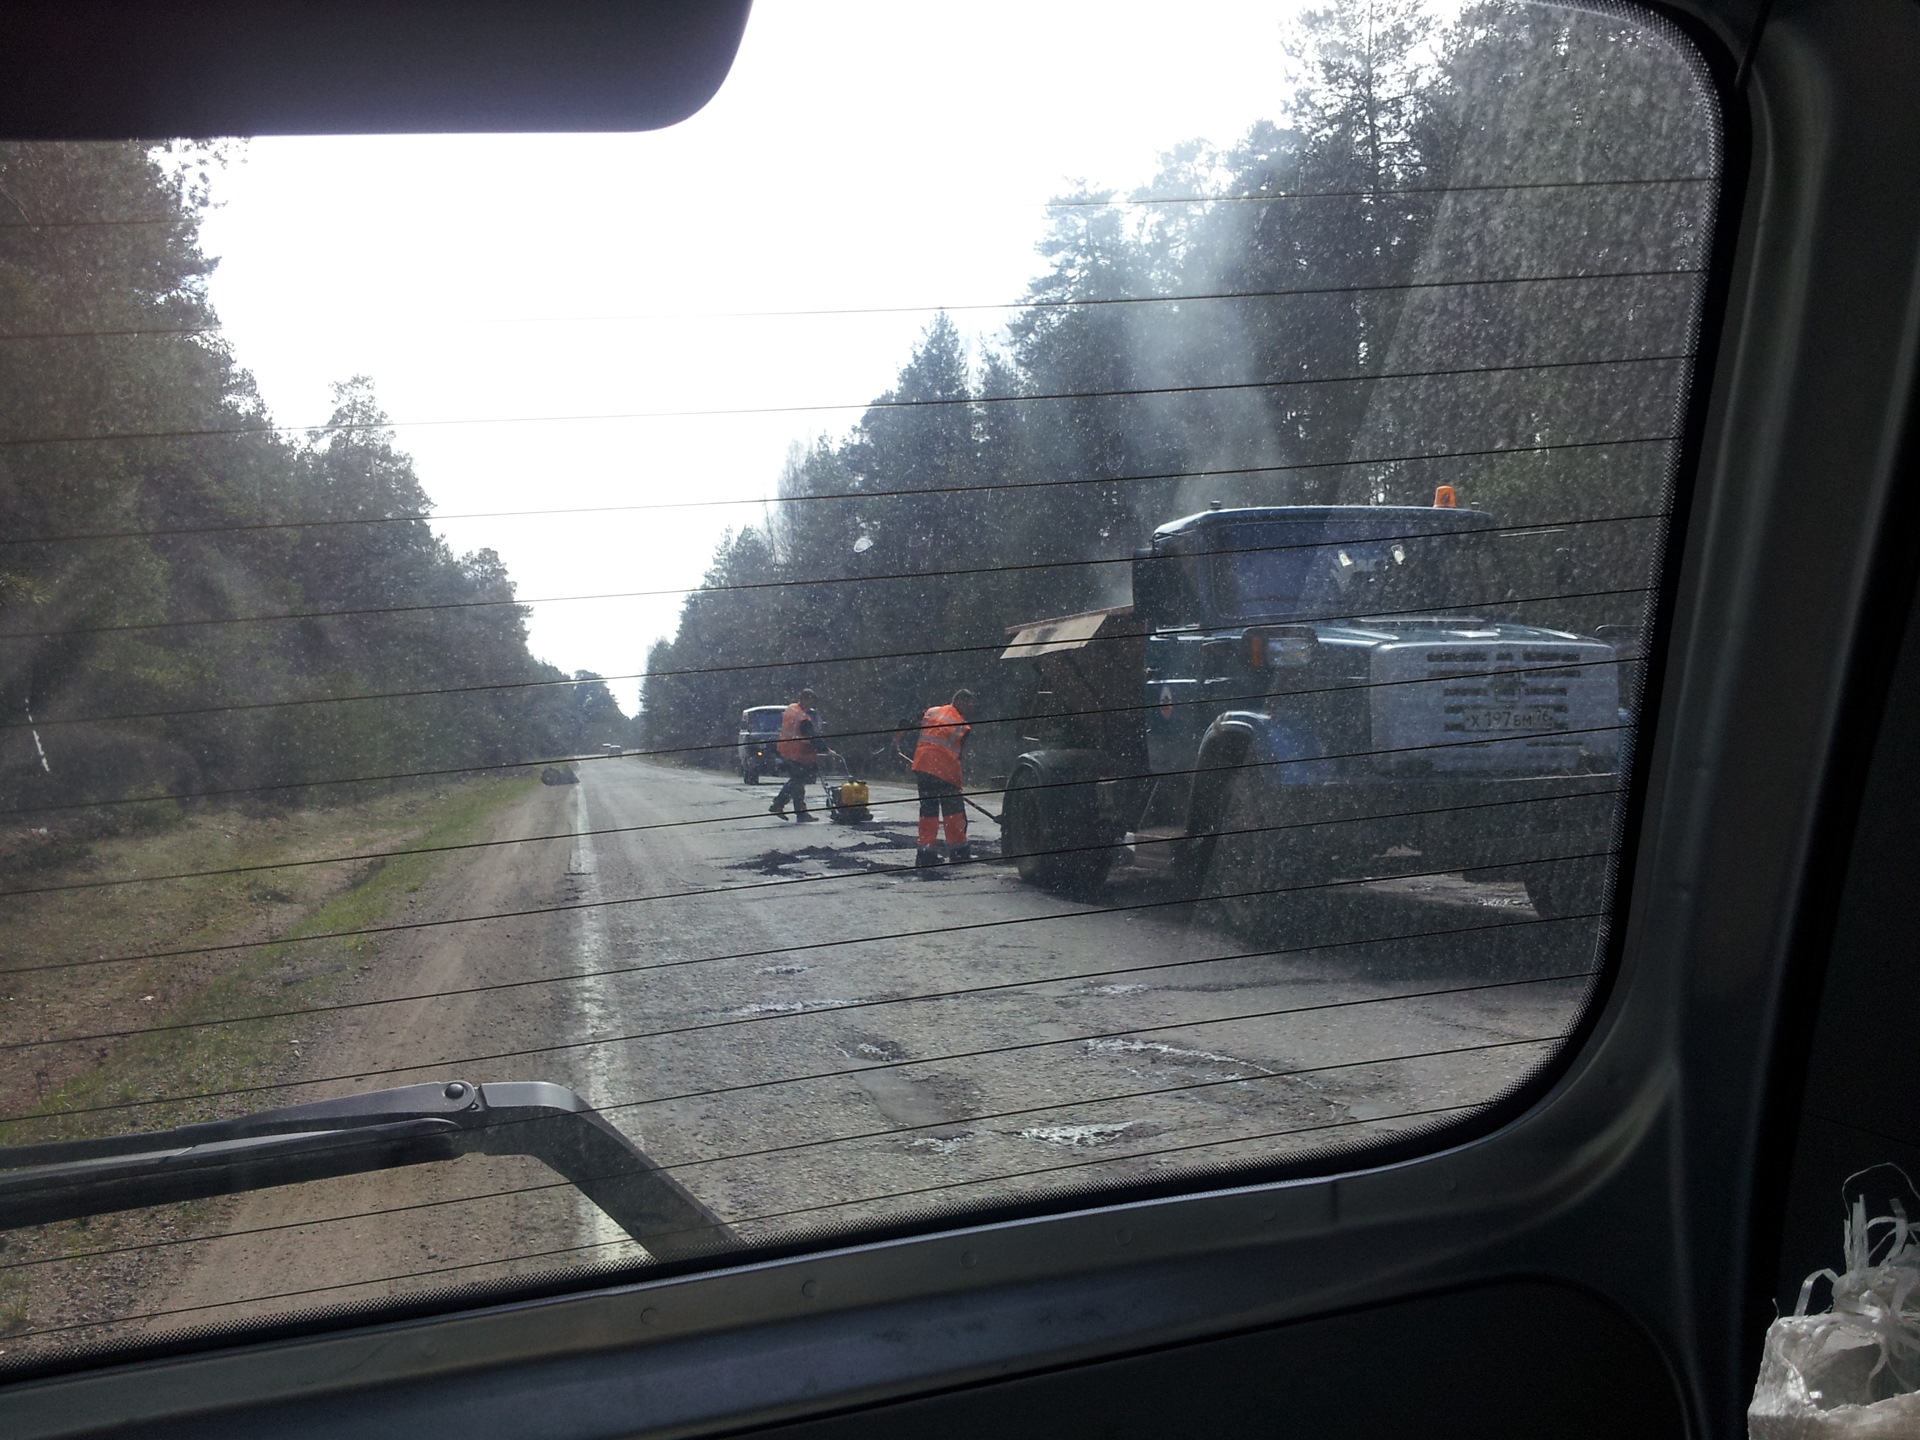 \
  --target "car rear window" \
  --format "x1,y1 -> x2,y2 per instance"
0,0 -> 1719,1374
